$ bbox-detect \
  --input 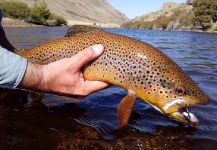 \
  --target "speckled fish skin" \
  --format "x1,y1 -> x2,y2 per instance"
15,25 -> 209,126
